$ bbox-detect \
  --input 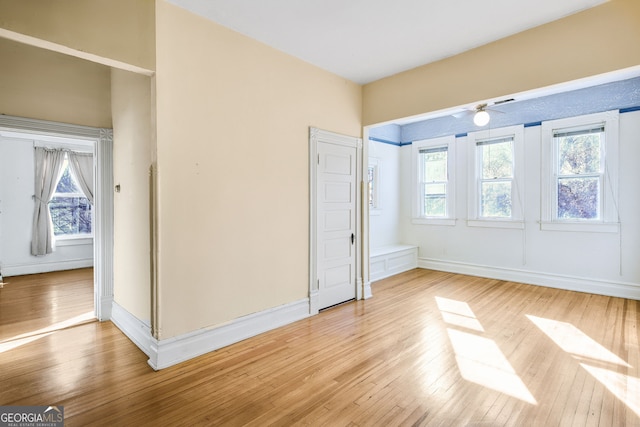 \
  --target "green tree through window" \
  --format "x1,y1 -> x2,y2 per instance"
49,157 -> 92,236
